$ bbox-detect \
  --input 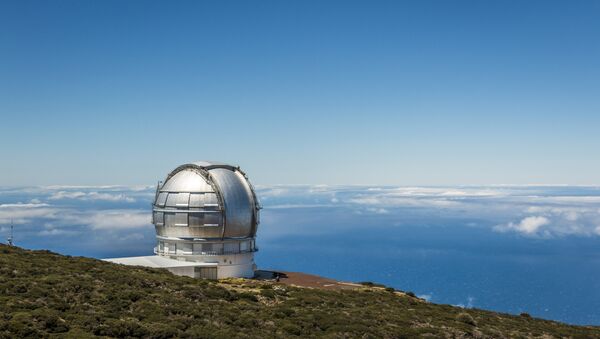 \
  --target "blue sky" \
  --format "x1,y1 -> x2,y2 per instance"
1,1 -> 600,185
